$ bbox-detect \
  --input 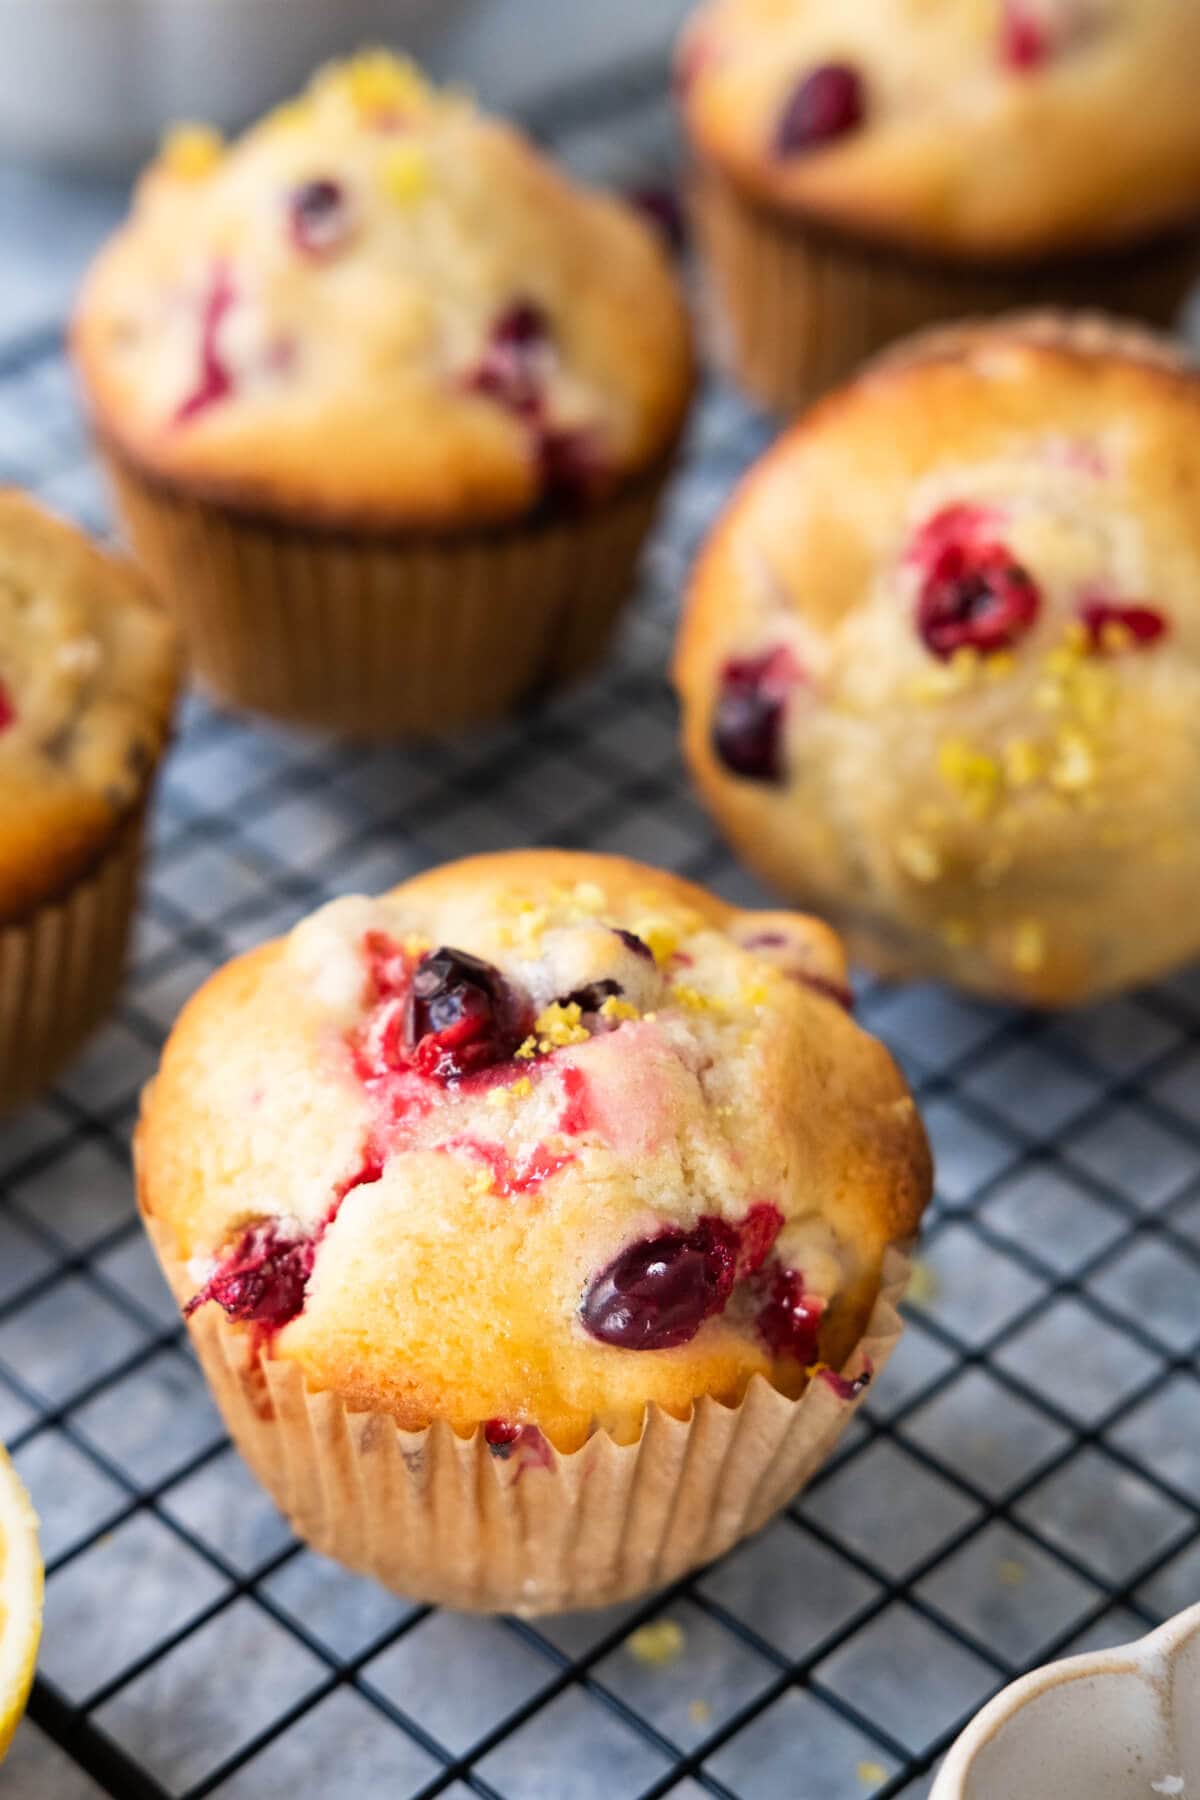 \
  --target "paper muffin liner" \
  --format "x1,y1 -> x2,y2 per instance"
101,450 -> 673,737
692,163 -> 1200,414
176,1243 -> 911,1616
0,805 -> 147,1116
